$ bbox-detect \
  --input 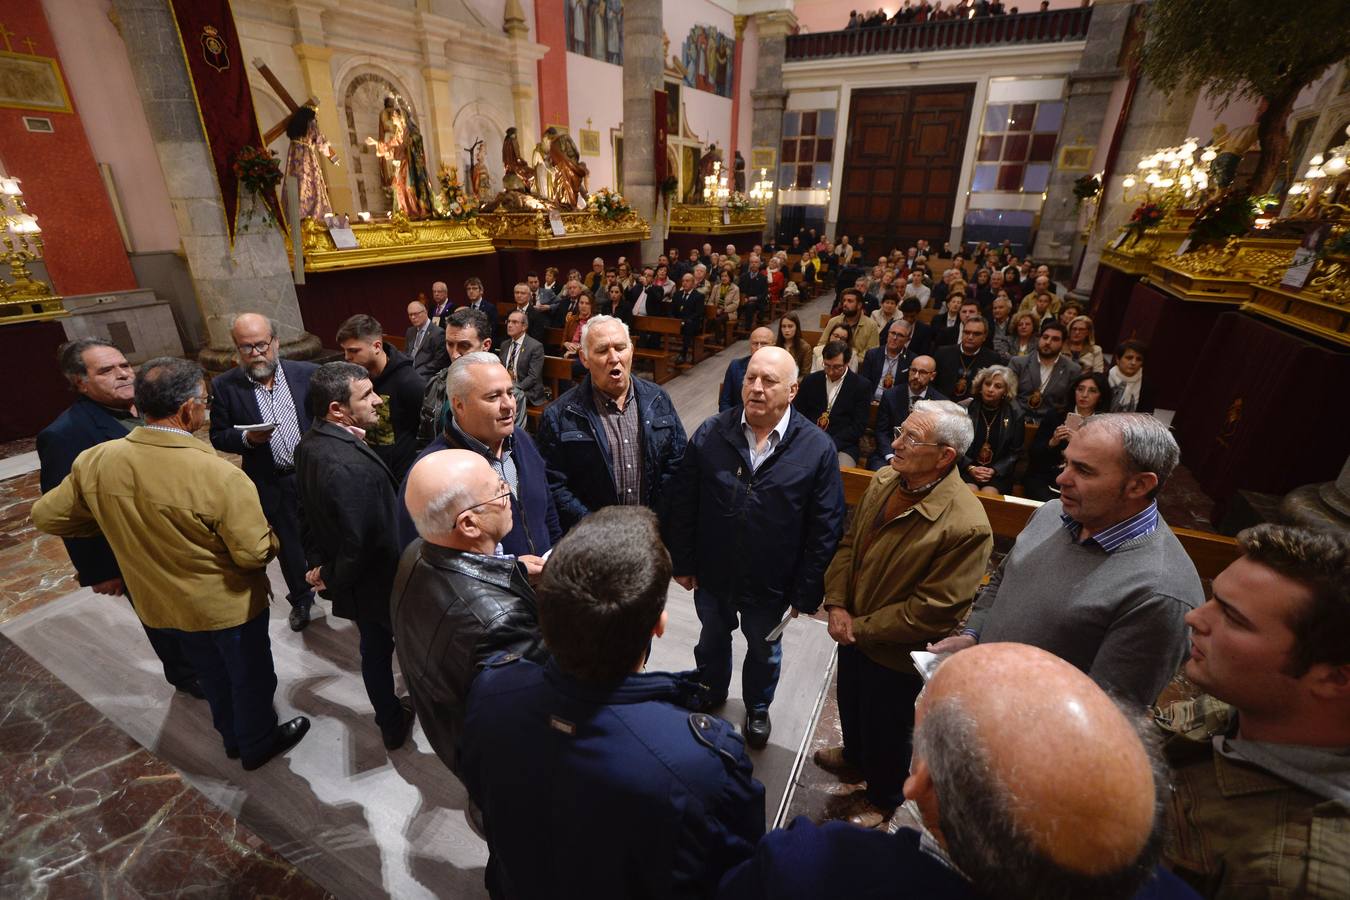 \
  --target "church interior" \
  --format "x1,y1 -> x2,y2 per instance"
2,0 -> 1348,897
